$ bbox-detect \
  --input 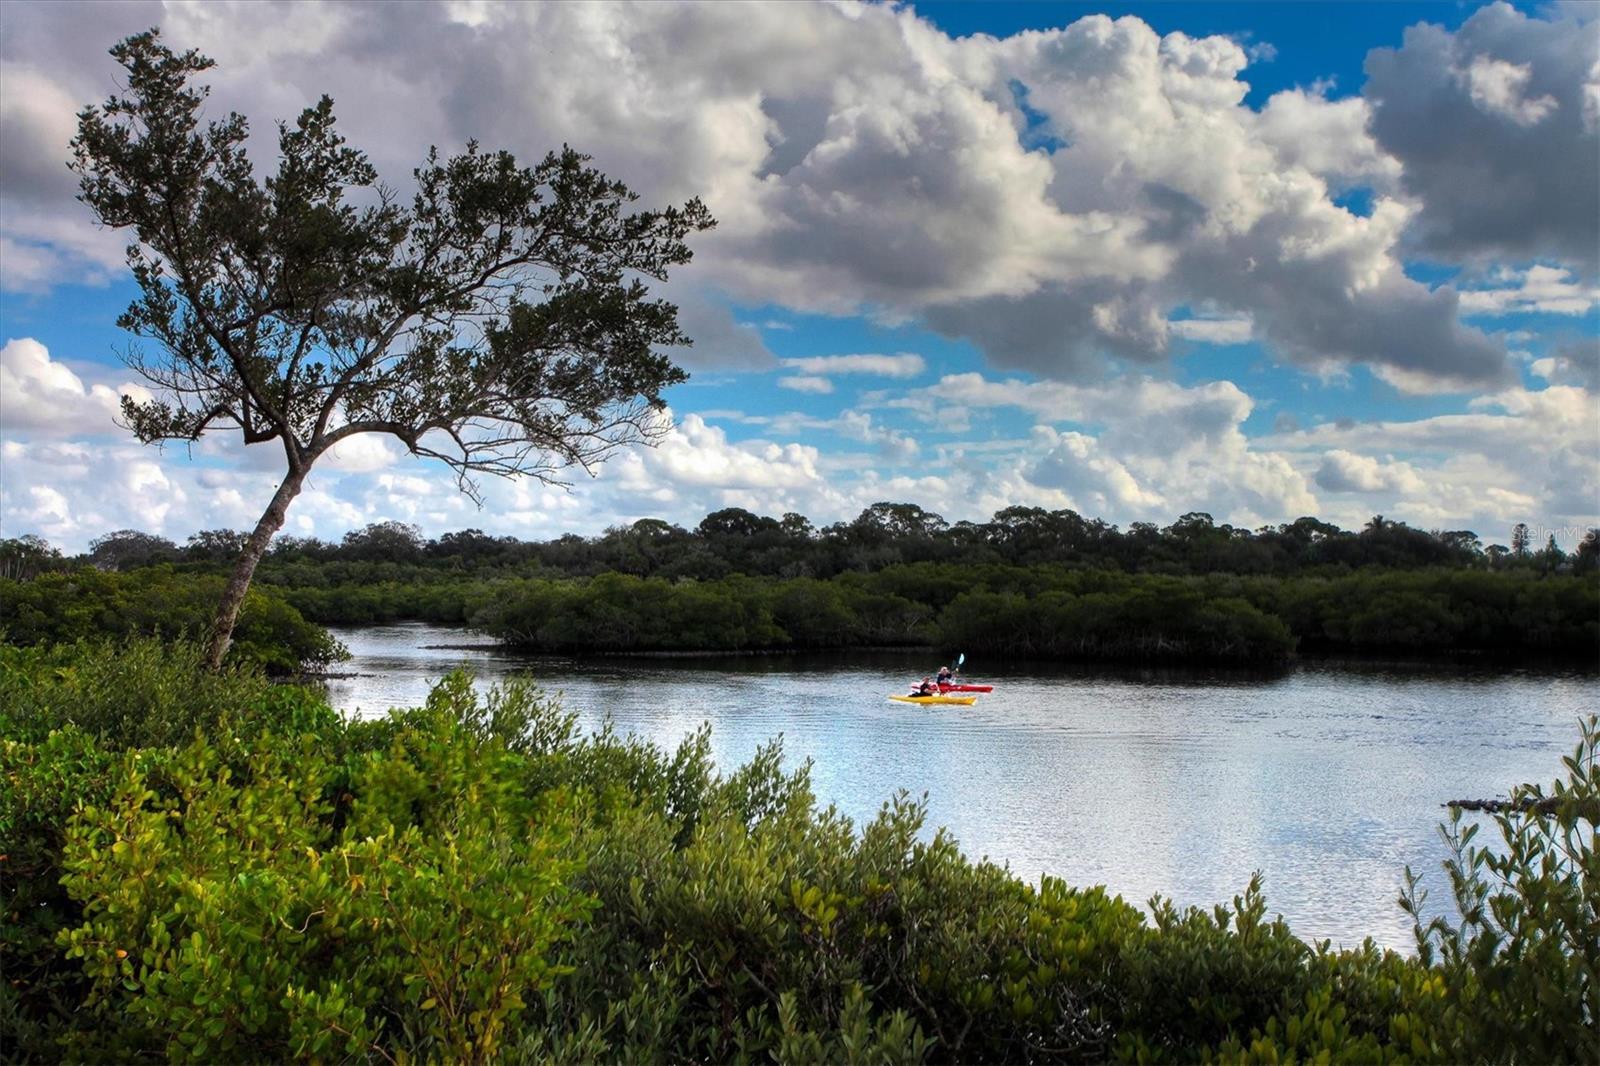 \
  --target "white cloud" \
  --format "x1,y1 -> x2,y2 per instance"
0,338 -> 142,436
1170,316 -> 1254,344
833,410 -> 920,462
1,4 -> 1593,552
1314,449 -> 1426,493
1461,54 -> 1558,126
1264,384 -> 1599,535
1027,427 -> 1166,513
777,375 -> 834,394
779,353 -> 927,378
1255,88 -> 1401,189
618,412 -> 825,493
1458,265 -> 1600,316
921,371 -> 1317,523
324,432 -> 404,473
1,1 -> 1541,388
1527,338 -> 1599,389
